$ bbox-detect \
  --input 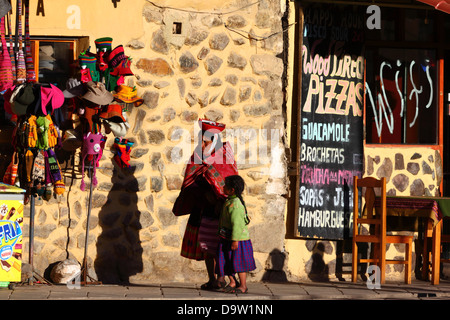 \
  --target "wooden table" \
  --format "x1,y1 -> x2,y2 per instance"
376,196 -> 450,285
